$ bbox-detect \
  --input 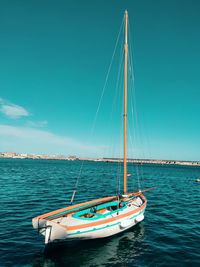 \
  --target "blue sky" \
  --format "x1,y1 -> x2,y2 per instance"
0,0 -> 200,161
